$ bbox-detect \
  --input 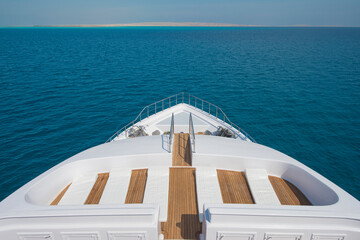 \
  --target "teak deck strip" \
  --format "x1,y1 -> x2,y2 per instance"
217,170 -> 254,204
125,169 -> 148,204
50,183 -> 71,205
269,176 -> 312,205
172,133 -> 192,166
161,168 -> 201,240
85,172 -> 109,204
